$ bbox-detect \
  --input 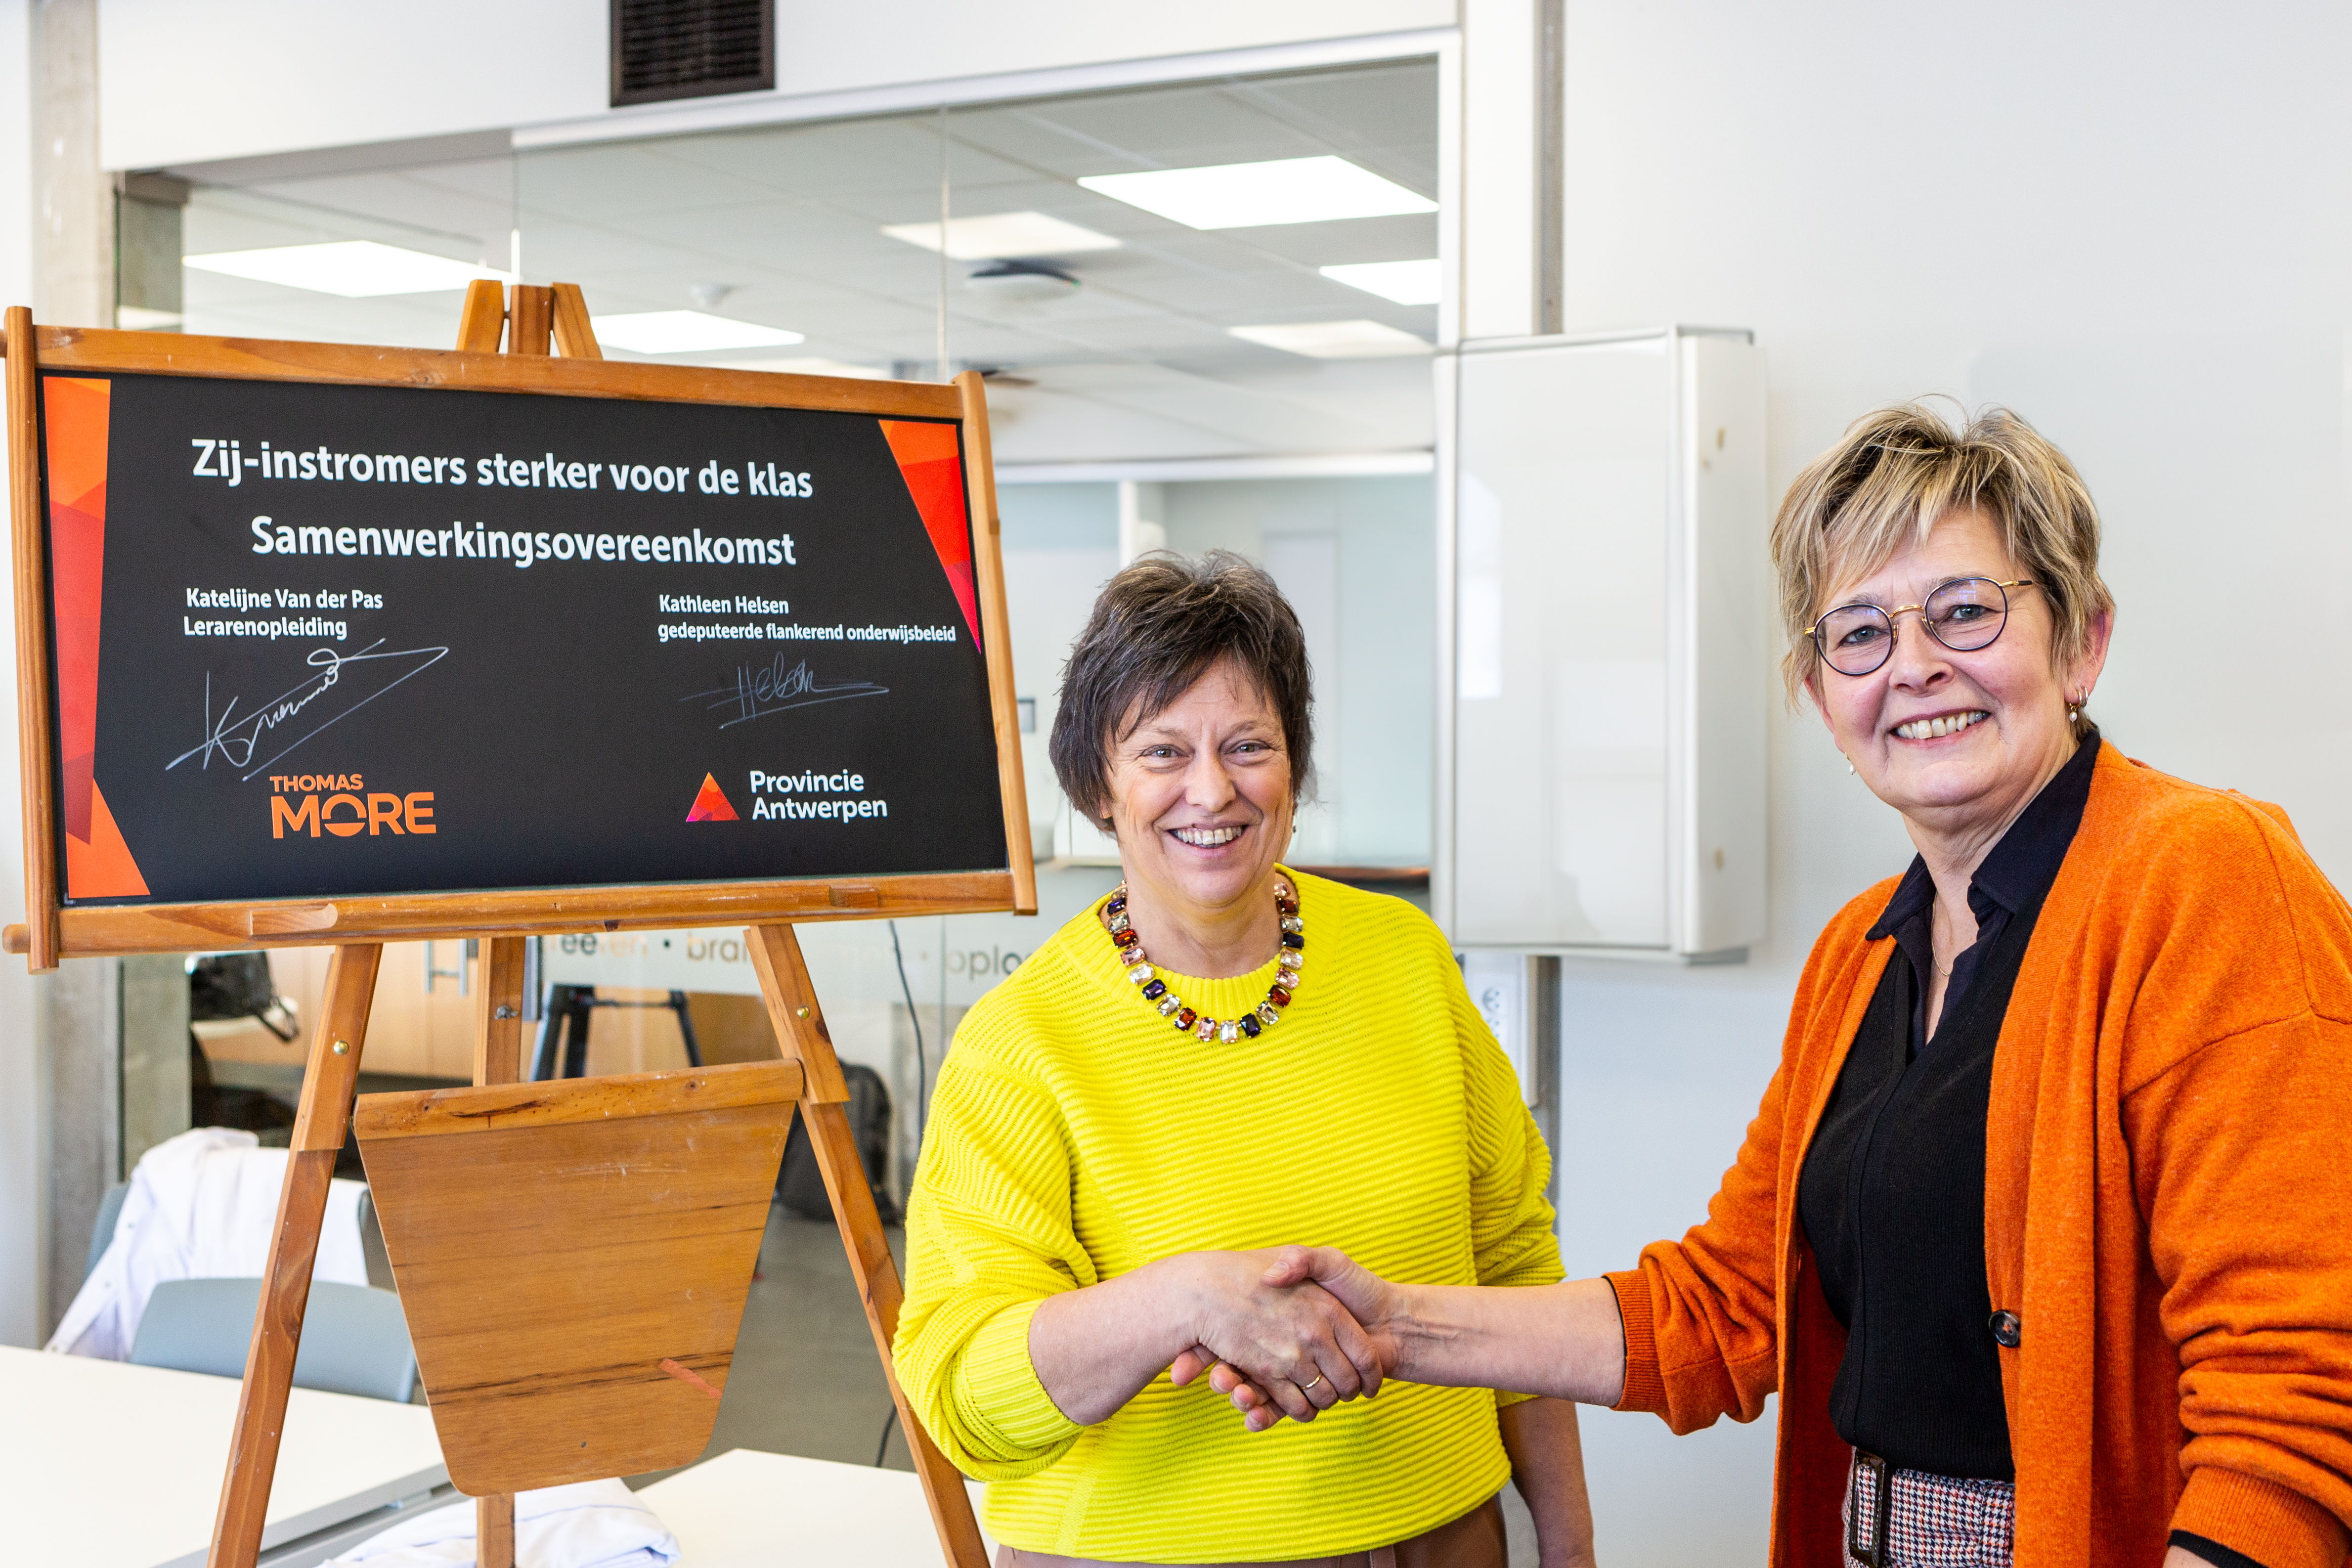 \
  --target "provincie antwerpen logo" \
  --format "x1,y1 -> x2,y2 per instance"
691,768 -> 890,823
269,773 -> 436,838
687,774 -> 739,822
